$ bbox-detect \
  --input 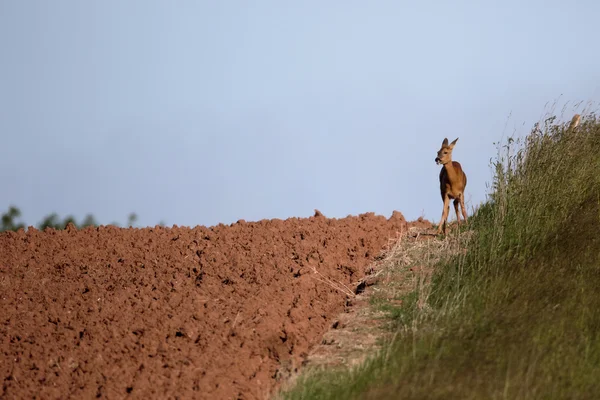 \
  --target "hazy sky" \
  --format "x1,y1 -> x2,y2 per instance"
1,1 -> 599,228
